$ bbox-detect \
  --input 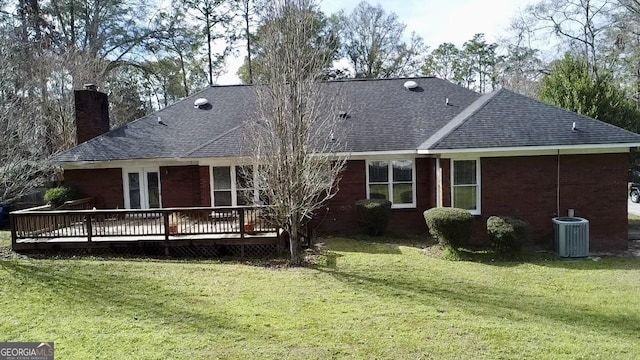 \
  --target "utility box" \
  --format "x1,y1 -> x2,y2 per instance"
552,217 -> 589,258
